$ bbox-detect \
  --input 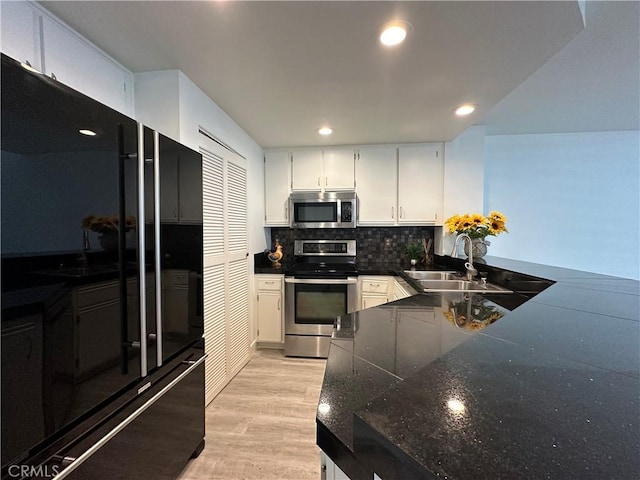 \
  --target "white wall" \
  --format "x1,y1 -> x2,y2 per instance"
134,70 -> 181,140
484,131 -> 640,279
439,126 -> 486,255
175,72 -> 265,256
